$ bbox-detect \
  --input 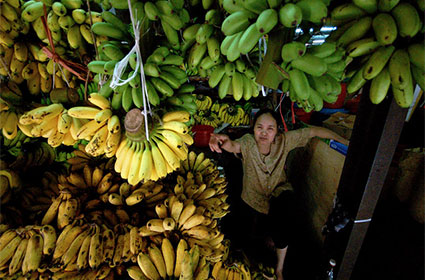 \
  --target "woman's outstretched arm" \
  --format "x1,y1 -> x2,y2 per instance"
309,126 -> 350,146
209,133 -> 241,154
